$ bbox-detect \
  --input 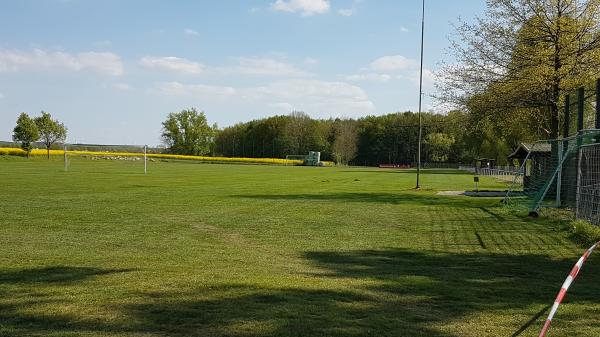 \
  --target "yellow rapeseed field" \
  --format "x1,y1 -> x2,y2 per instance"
0,147 -> 313,166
